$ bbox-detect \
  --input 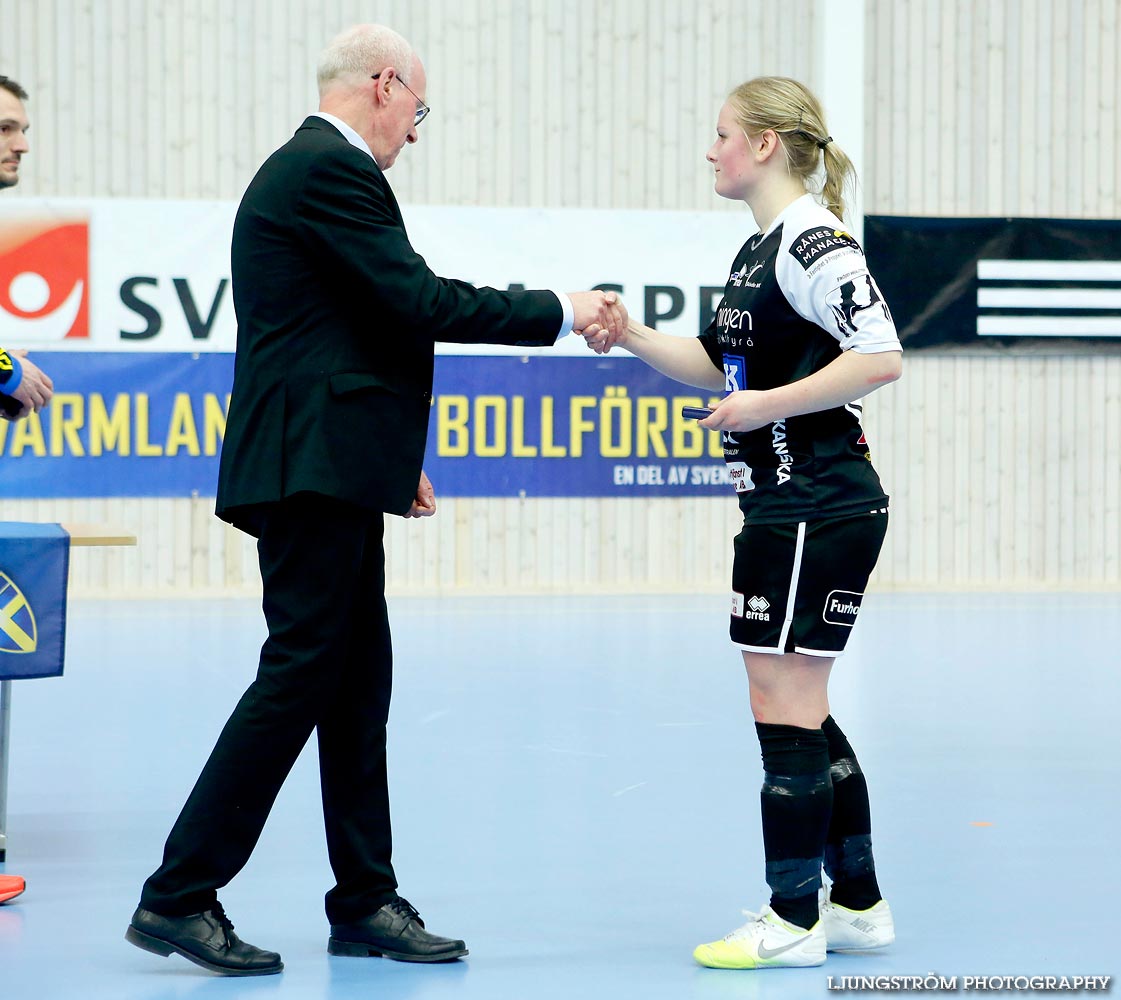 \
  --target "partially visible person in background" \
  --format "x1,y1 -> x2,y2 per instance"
0,75 -> 31,189
1,348 -> 54,420
0,74 -> 53,906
